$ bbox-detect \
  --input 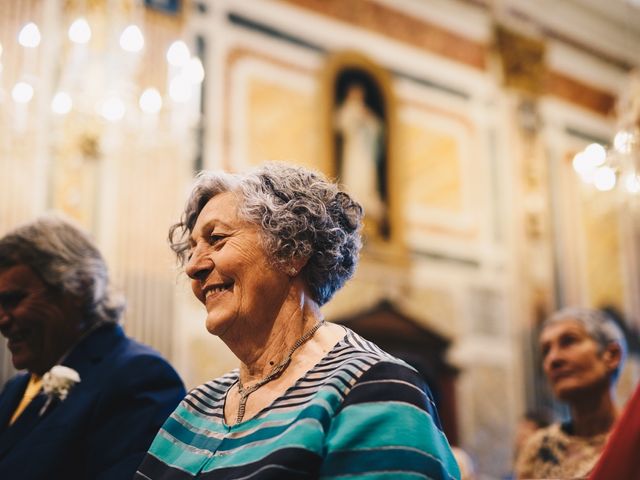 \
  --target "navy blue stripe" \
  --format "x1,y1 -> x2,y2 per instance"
340,362 -> 443,431
323,448 -> 451,478
200,447 -> 322,479
135,453 -> 194,480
